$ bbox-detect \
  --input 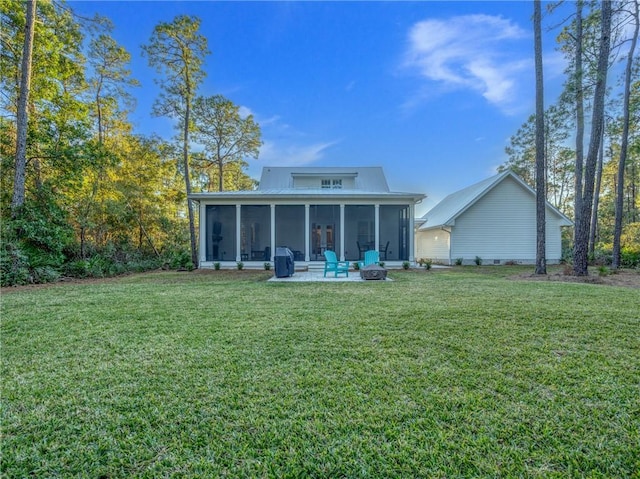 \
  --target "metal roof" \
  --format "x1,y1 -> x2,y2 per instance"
189,167 -> 425,202
259,166 -> 390,192
418,170 -> 573,230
